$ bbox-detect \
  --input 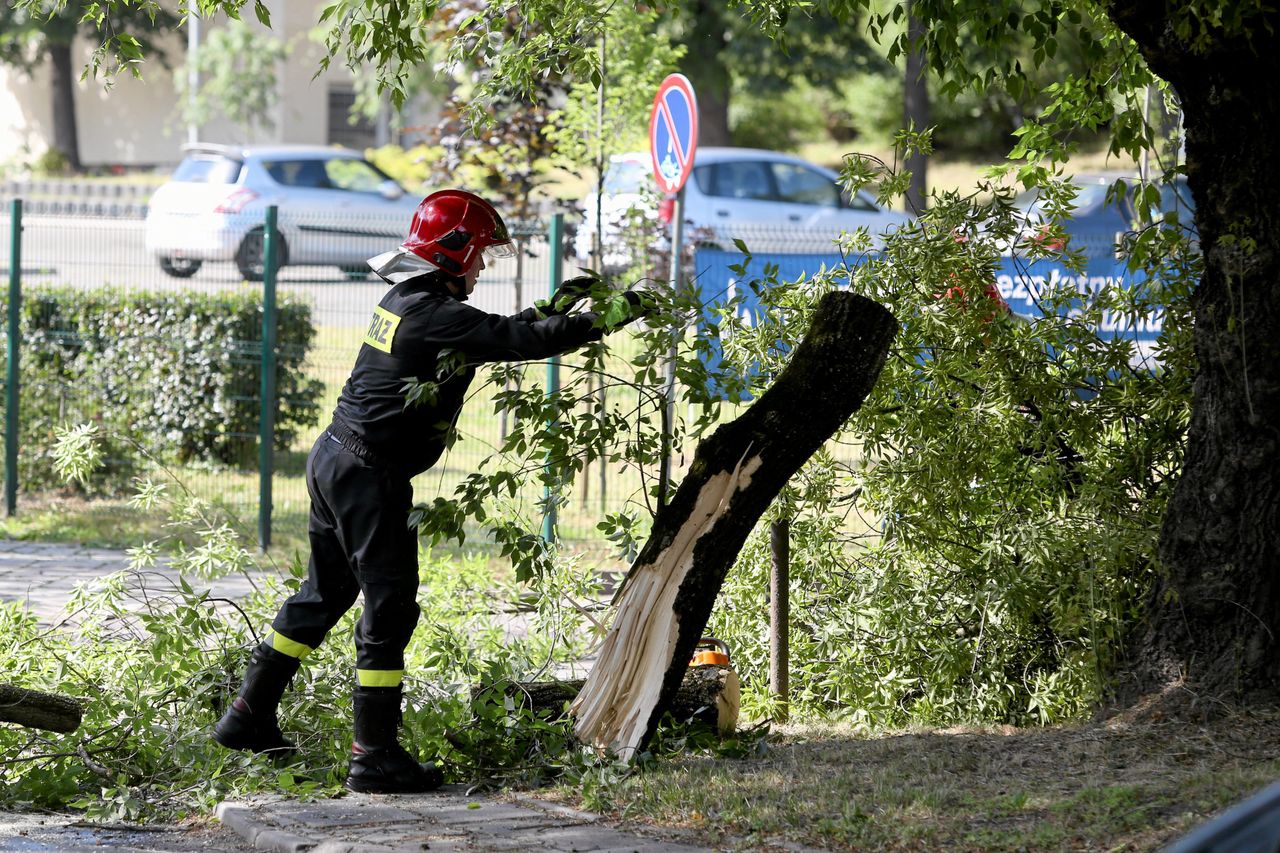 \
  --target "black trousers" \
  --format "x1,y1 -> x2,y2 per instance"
266,432 -> 420,686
